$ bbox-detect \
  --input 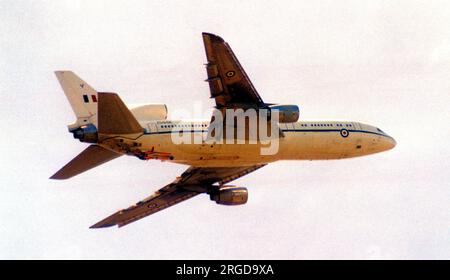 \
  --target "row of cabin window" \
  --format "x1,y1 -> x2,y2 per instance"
160,124 -> 208,129
159,123 -> 353,129
299,123 -> 353,127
